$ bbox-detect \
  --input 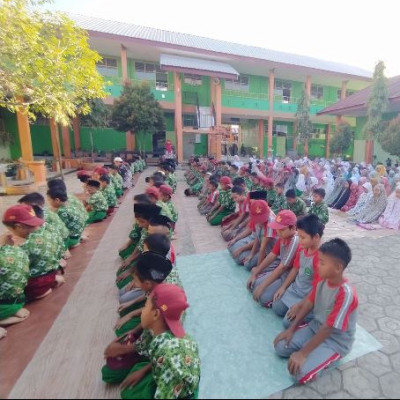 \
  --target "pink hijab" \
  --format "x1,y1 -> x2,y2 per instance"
382,177 -> 392,196
341,182 -> 362,212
